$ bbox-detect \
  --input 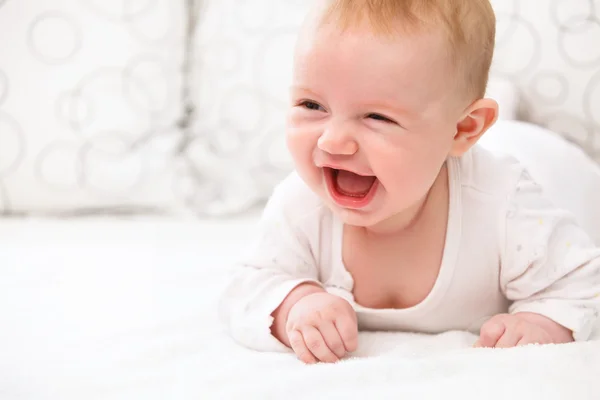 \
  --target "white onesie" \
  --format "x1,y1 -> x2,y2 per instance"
219,145 -> 600,353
